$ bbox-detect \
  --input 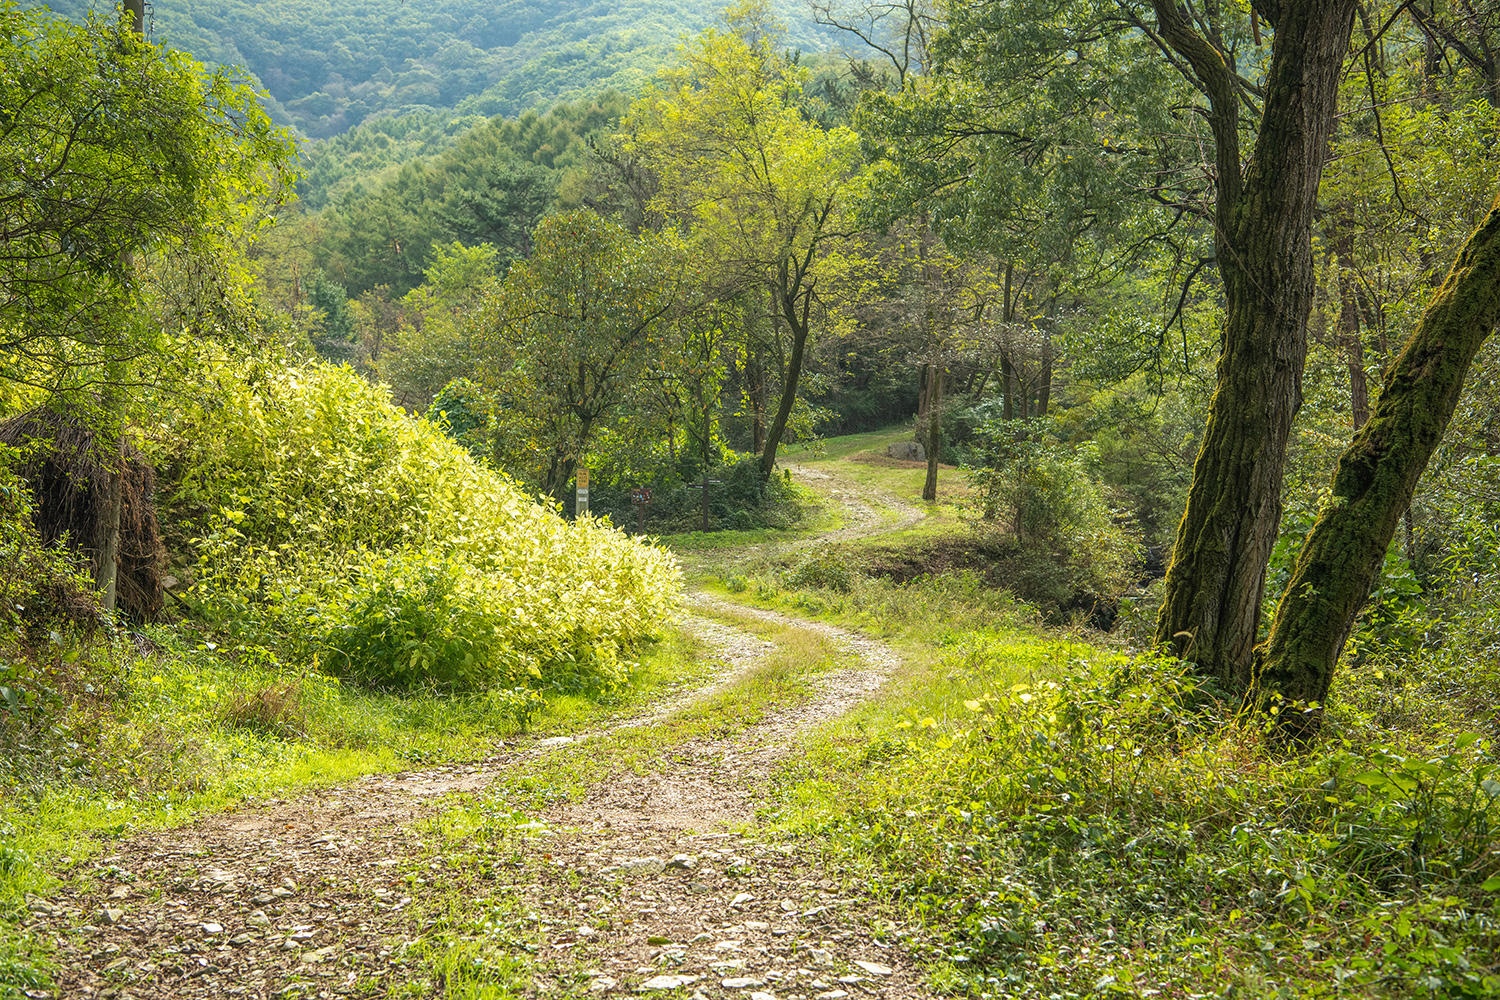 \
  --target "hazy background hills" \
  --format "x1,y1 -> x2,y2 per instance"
40,0 -> 841,139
